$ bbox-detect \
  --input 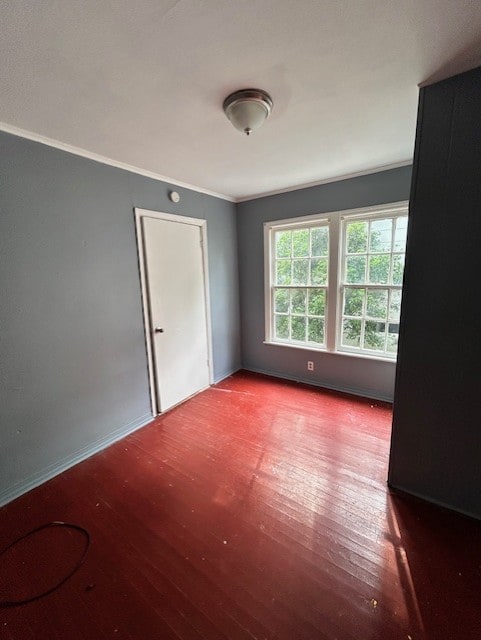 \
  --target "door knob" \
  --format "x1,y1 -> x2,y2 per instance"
154,327 -> 164,333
